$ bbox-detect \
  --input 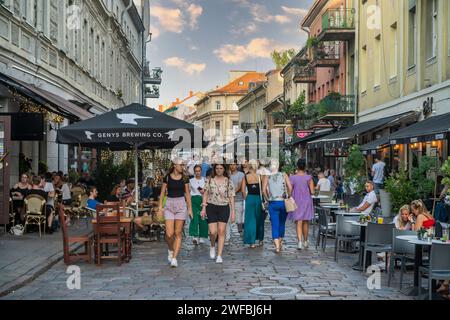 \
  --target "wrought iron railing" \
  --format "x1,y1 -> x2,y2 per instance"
320,94 -> 355,113
313,42 -> 340,60
293,66 -> 316,80
322,9 -> 355,30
